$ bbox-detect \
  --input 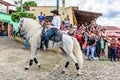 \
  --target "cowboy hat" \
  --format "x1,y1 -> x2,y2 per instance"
50,9 -> 60,15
